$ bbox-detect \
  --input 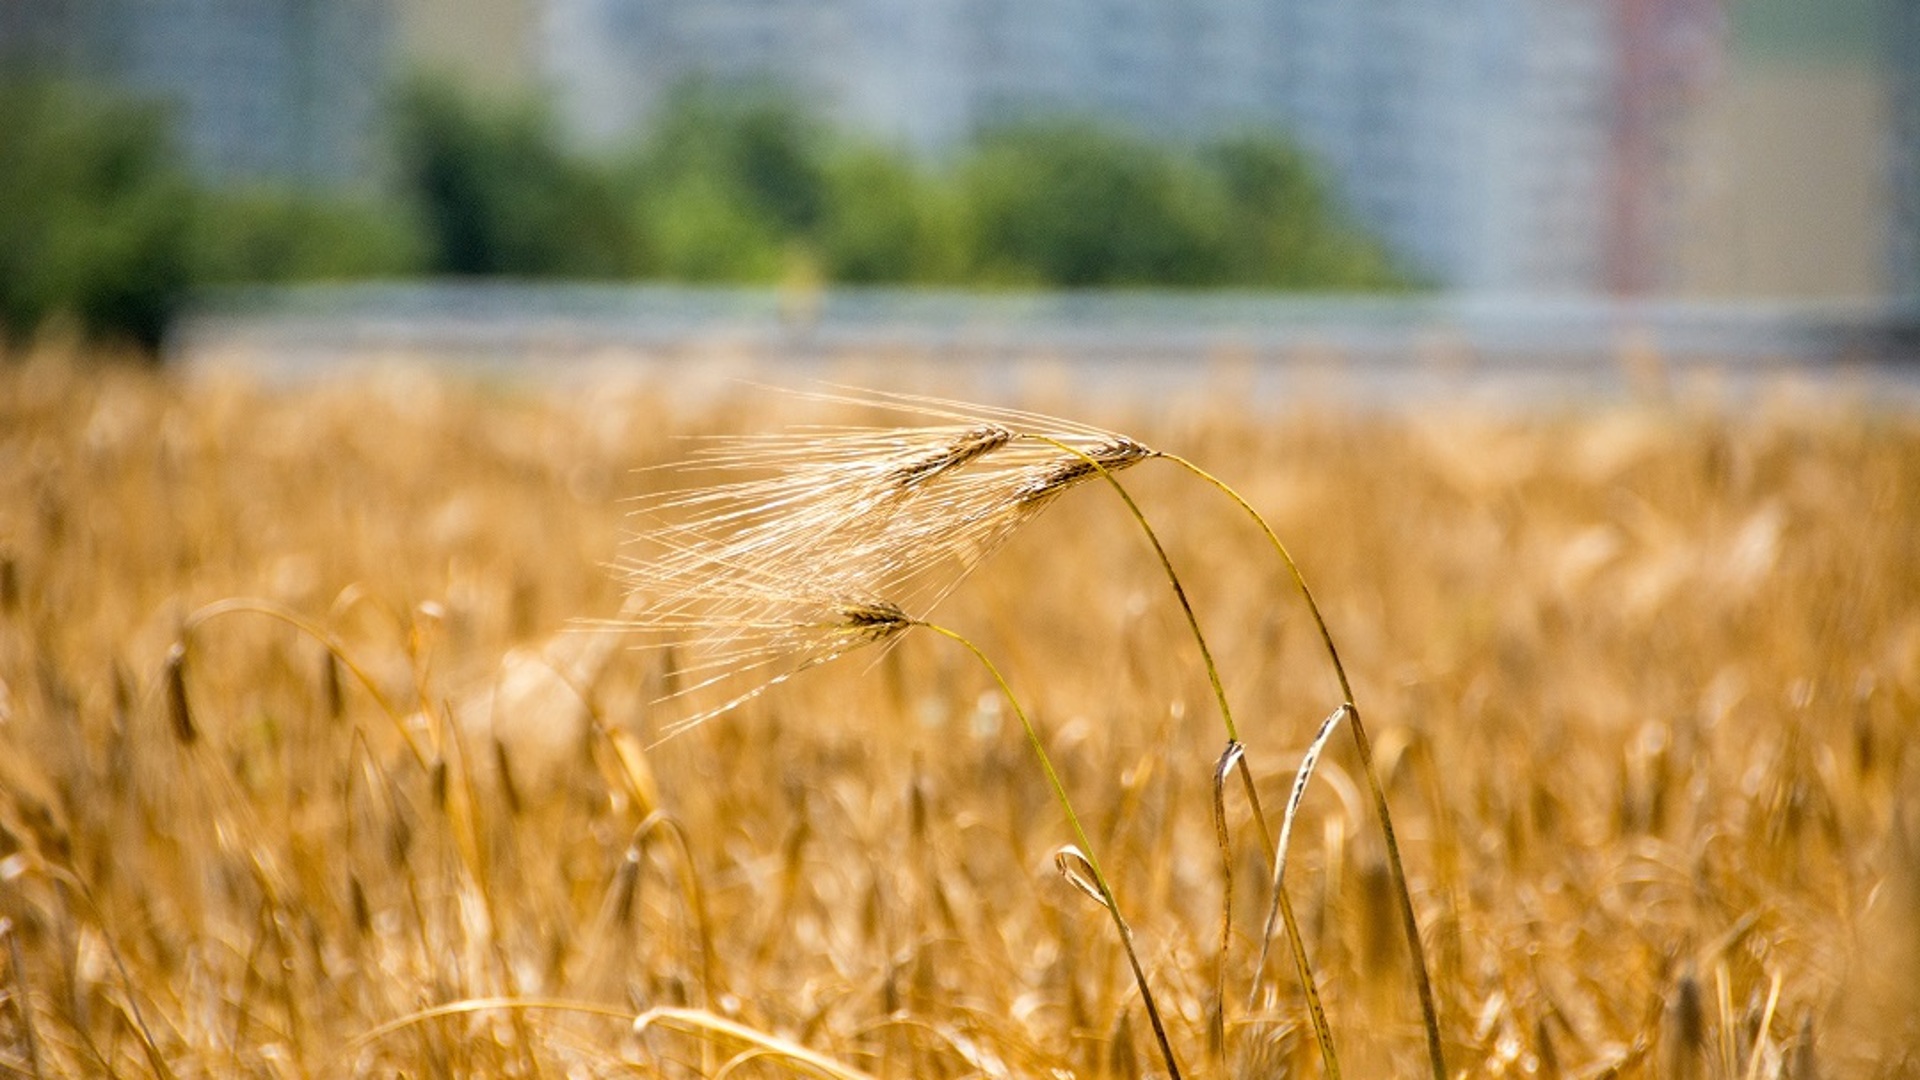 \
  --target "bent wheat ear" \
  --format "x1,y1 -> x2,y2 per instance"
164,640 -> 196,745
1013,437 -> 1155,507
1252,703 -> 1349,1061
885,424 -> 1016,489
